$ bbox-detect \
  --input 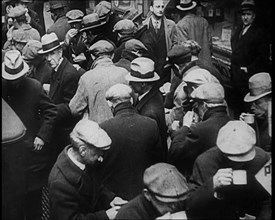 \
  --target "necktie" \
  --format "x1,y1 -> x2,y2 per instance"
155,20 -> 159,33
